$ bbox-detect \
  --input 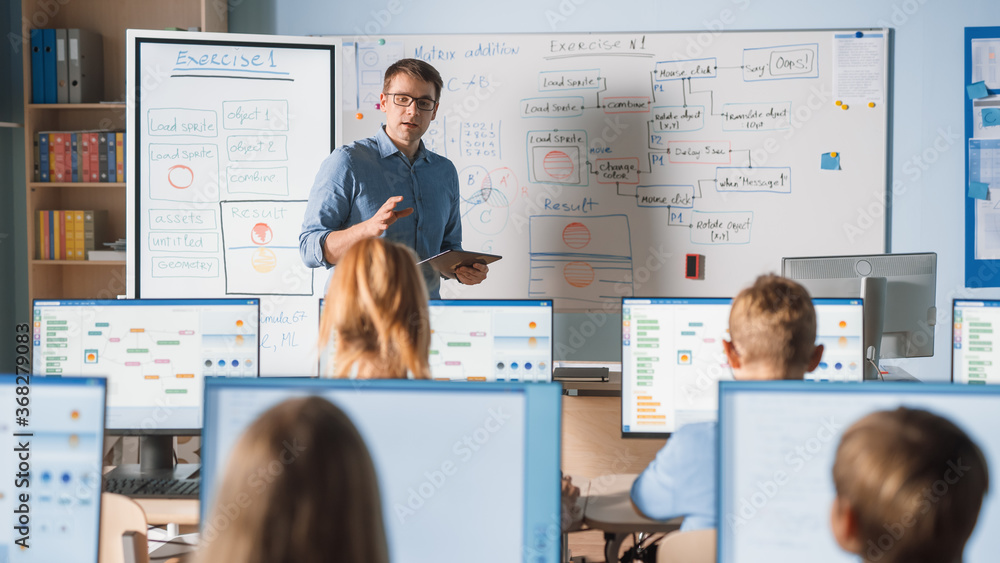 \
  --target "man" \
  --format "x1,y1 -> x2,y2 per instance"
300,58 -> 488,298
